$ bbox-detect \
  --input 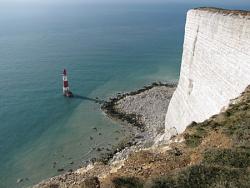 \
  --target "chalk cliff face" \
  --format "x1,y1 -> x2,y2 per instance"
165,8 -> 250,135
